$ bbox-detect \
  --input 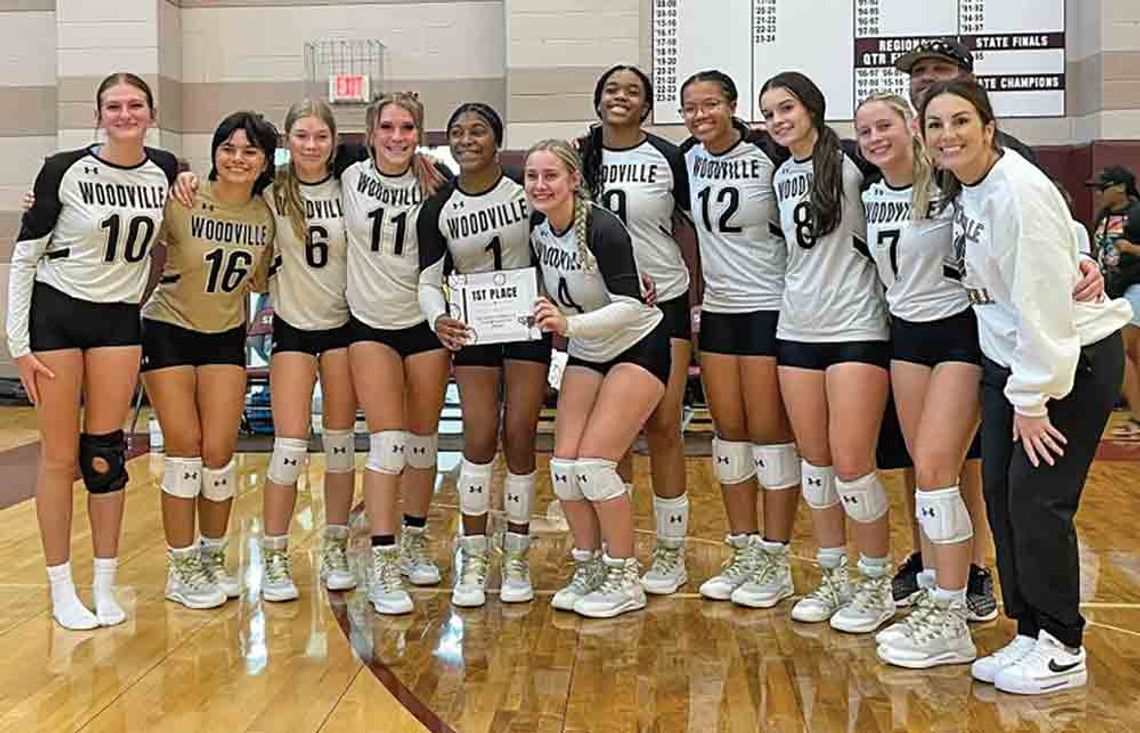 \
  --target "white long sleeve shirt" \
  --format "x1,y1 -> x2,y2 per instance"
954,150 -> 1132,416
